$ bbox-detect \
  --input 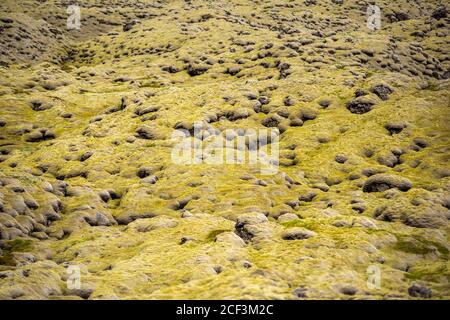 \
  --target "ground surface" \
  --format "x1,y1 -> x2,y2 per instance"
0,0 -> 449,299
